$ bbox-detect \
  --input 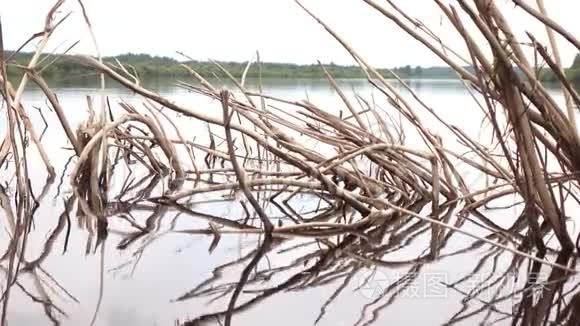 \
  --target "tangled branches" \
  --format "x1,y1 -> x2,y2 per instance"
1,0 -> 580,325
